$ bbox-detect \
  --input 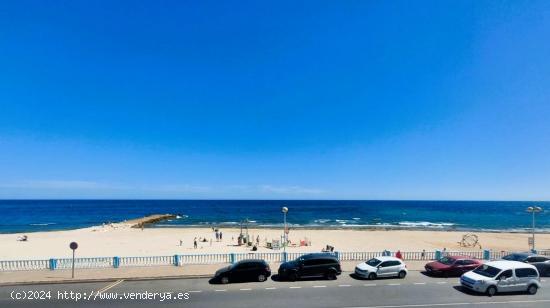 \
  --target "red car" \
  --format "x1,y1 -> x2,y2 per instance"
424,255 -> 482,277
